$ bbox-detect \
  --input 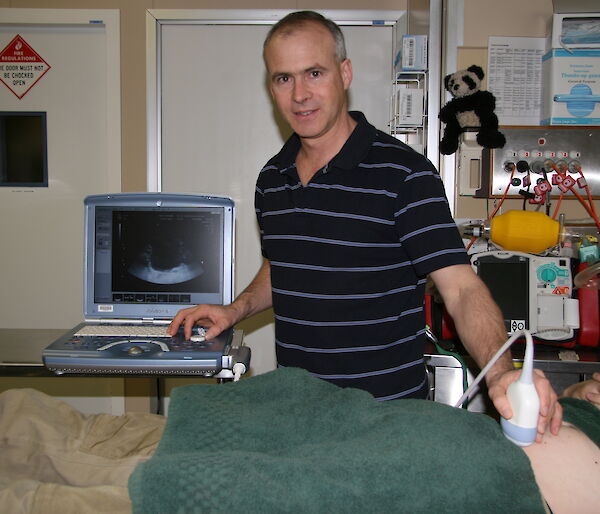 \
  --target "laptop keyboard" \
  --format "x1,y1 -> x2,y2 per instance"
74,324 -> 174,338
